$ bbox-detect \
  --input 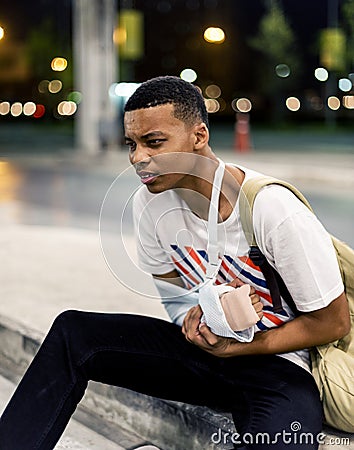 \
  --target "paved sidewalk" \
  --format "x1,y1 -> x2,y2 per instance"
0,224 -> 169,334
